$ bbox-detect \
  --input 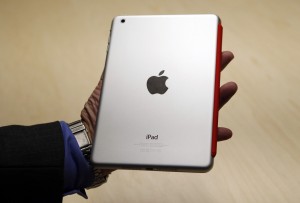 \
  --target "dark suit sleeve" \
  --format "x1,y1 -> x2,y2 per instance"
0,121 -> 64,203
